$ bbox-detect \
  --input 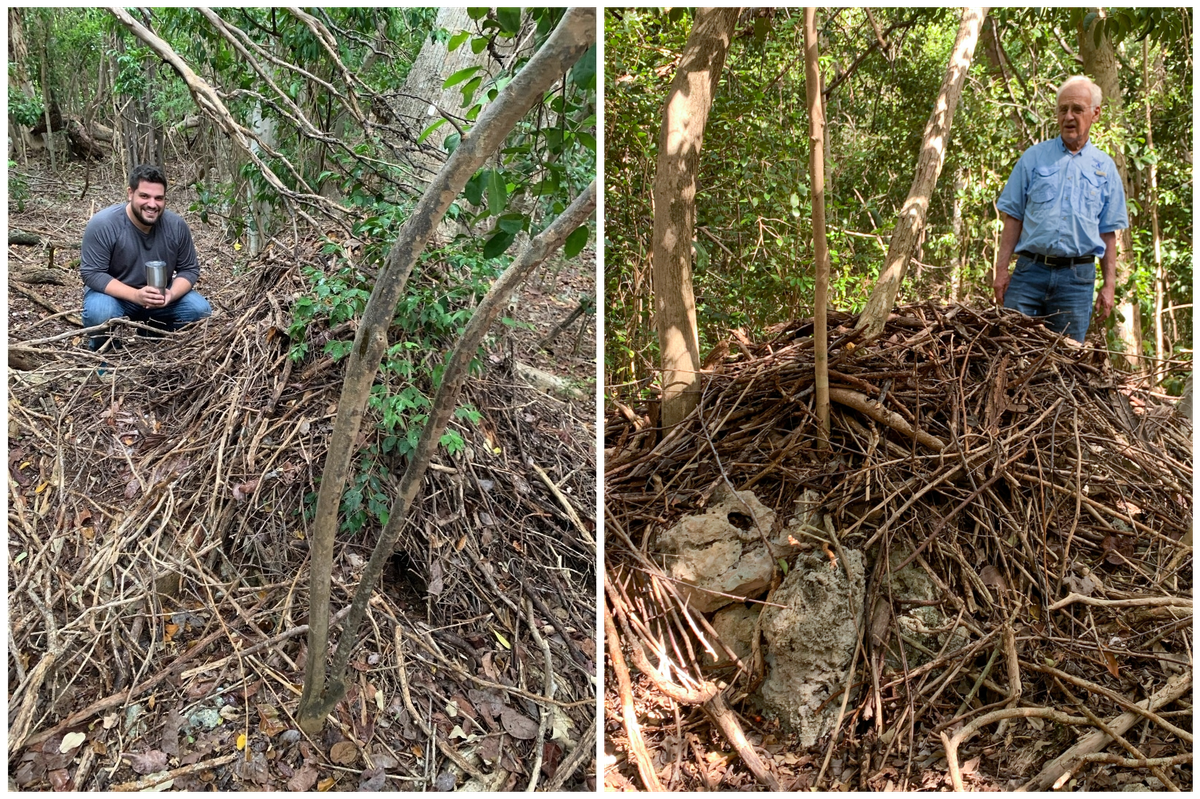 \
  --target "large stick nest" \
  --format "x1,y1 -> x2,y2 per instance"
9,246 -> 596,791
604,303 -> 1192,791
